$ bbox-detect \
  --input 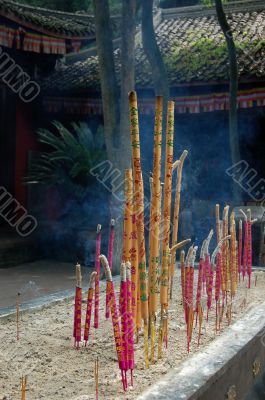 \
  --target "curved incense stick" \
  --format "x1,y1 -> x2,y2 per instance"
170,238 -> 191,253
204,229 -> 214,256
211,235 -> 231,265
